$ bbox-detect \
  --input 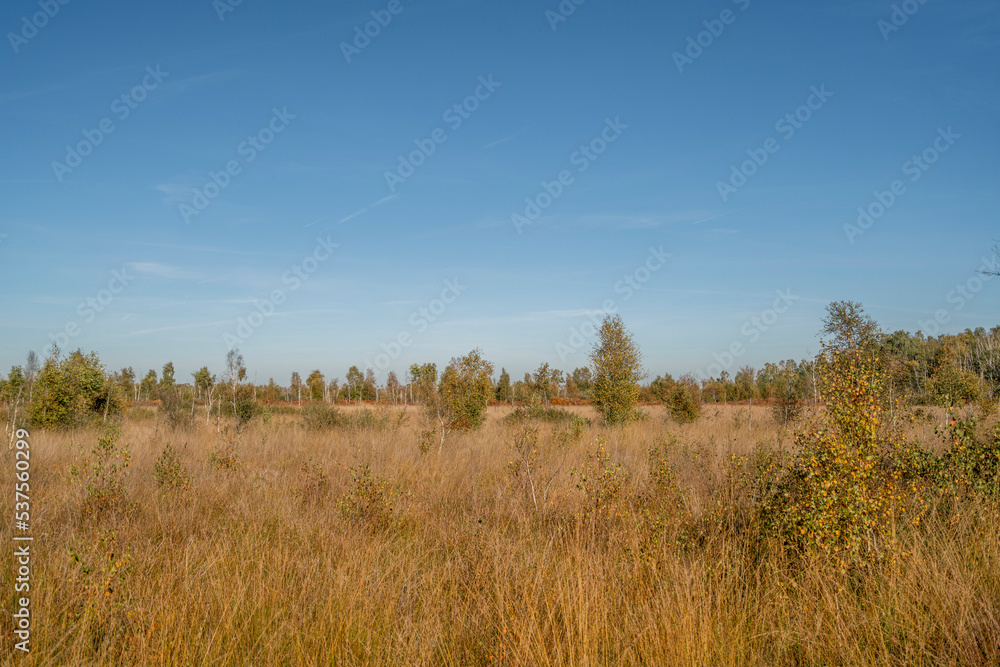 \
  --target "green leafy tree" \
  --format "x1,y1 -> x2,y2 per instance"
439,349 -> 495,431
363,368 -> 377,401
263,378 -> 282,402
409,363 -> 443,446
306,370 -> 326,402
2,366 -> 26,403
590,315 -> 644,425
572,367 -> 593,393
386,371 -> 401,403
495,368 -> 512,402
346,366 -> 364,402
732,366 -> 756,402
772,360 -> 804,425
29,348 -> 124,428
409,363 -> 438,405
565,373 -> 579,398
192,367 -> 214,398
769,305 -> 908,569
822,300 -> 882,352
117,367 -> 136,402
531,363 -> 558,402
666,374 -> 702,423
223,349 -> 253,427
3,365 -> 28,438
160,362 -> 176,389
649,373 -> 675,403
159,385 -> 193,430
192,367 -> 217,422
140,369 -> 158,401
